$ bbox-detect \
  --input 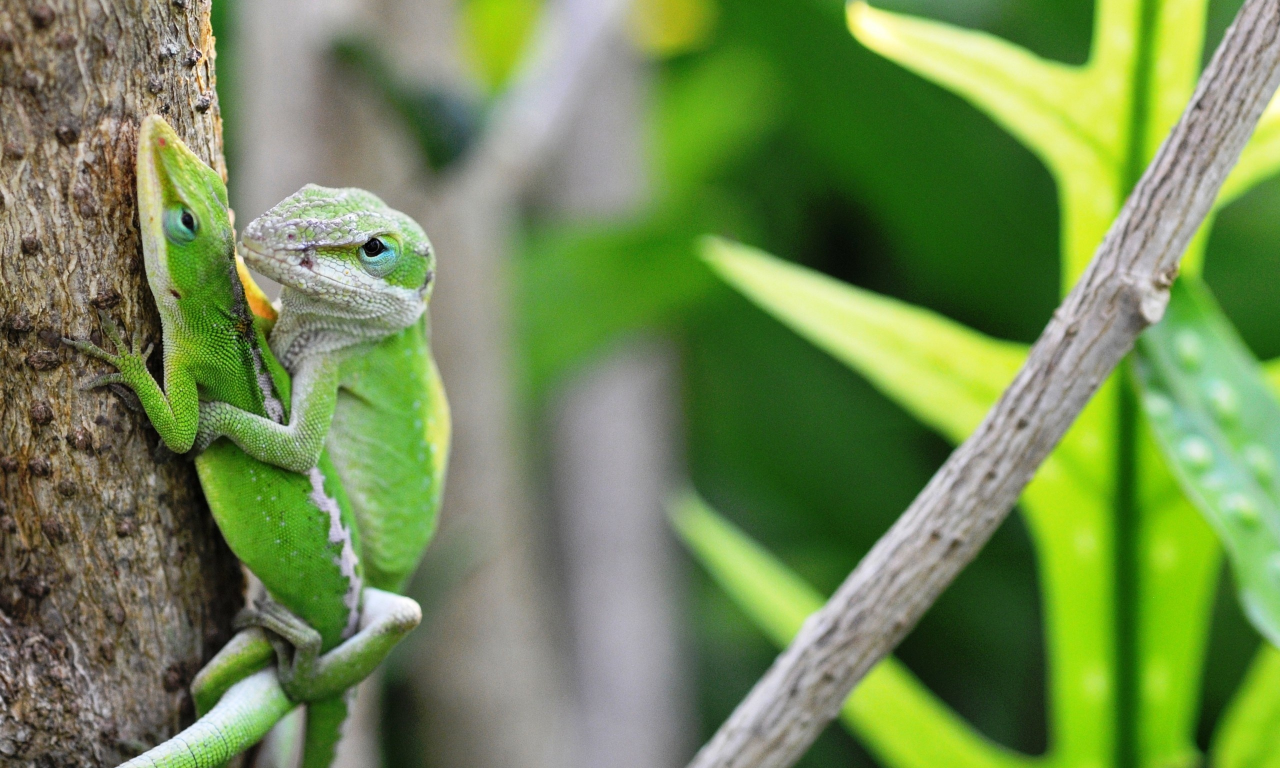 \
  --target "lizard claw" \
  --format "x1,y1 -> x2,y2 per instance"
237,599 -> 322,654
62,336 -> 118,365
108,384 -> 144,413
96,309 -> 127,351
